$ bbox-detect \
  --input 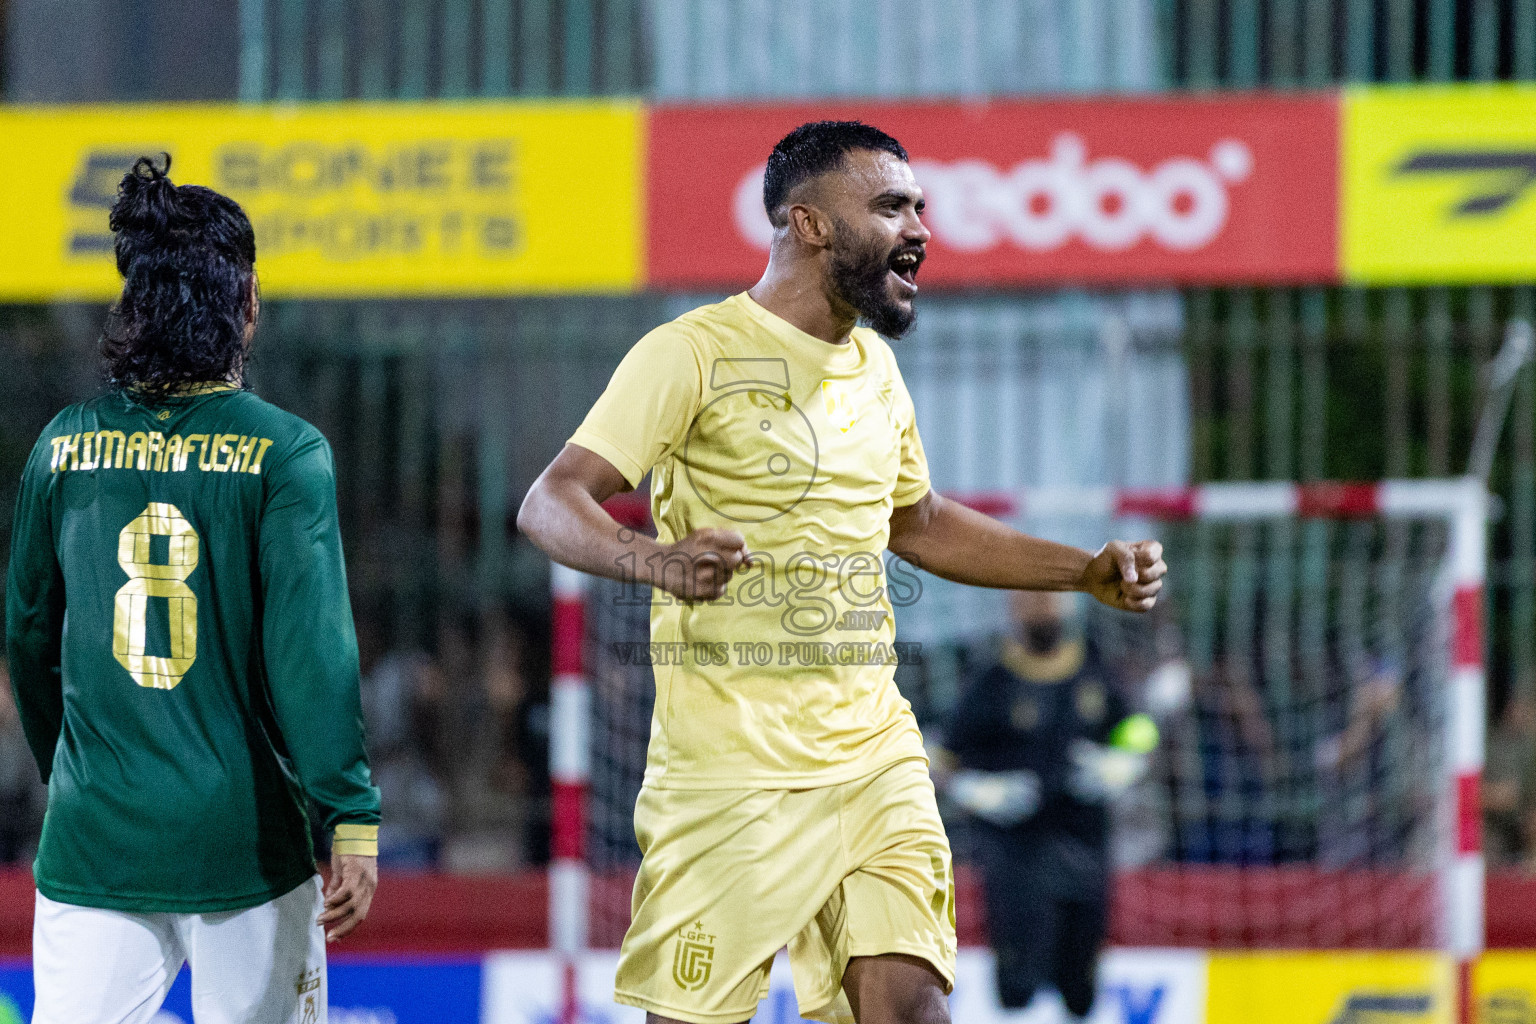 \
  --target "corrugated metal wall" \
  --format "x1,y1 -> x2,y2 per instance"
230,0 -> 1165,101
238,0 -> 646,100
646,0 -> 1161,98
1168,0 -> 1535,87
226,0 -> 1536,101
